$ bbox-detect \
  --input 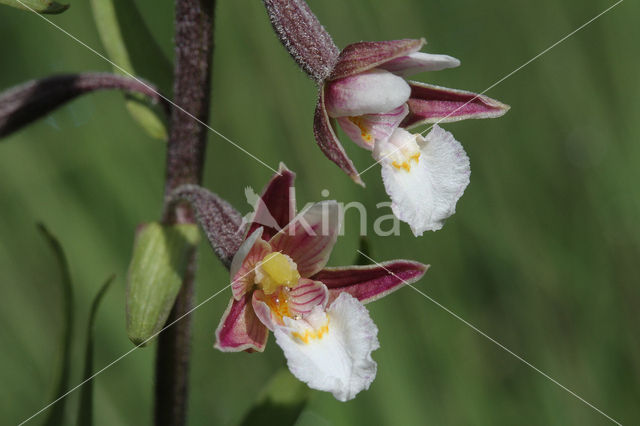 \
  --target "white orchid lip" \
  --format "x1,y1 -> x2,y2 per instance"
377,126 -> 471,236
275,293 -> 379,402
324,69 -> 411,117
286,311 -> 330,344
374,129 -> 422,172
